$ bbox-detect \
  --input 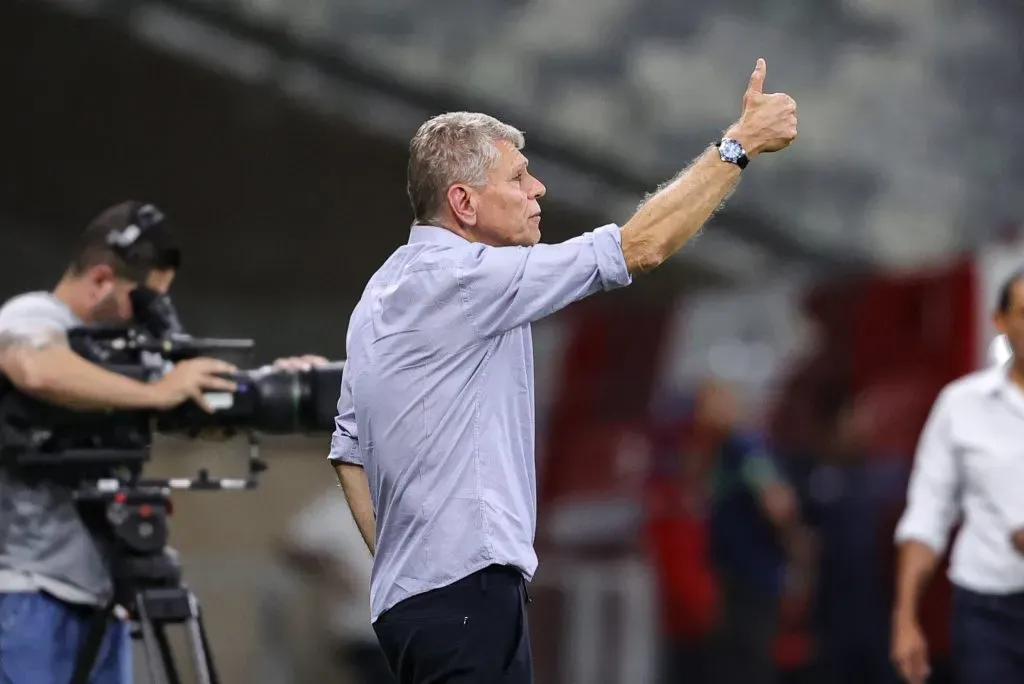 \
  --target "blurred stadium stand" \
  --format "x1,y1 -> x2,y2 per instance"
13,0 -> 890,284
38,0 -> 1024,271
3,1 -> 1024,682
294,0 -> 1024,267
